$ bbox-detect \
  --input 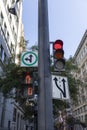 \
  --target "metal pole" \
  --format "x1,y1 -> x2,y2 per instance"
38,0 -> 54,130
